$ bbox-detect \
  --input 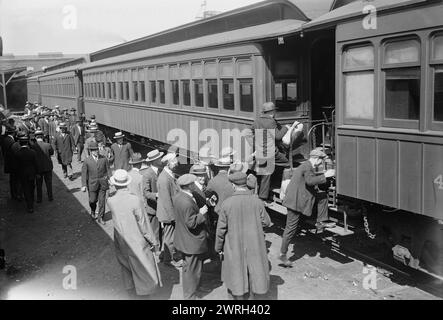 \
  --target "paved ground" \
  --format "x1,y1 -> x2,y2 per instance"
0,153 -> 440,300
